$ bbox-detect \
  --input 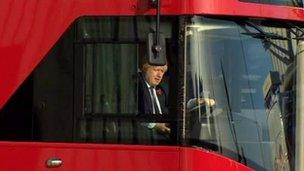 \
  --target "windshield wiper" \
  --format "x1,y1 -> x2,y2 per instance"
240,21 -> 290,41
220,58 -> 246,164
286,22 -> 304,40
